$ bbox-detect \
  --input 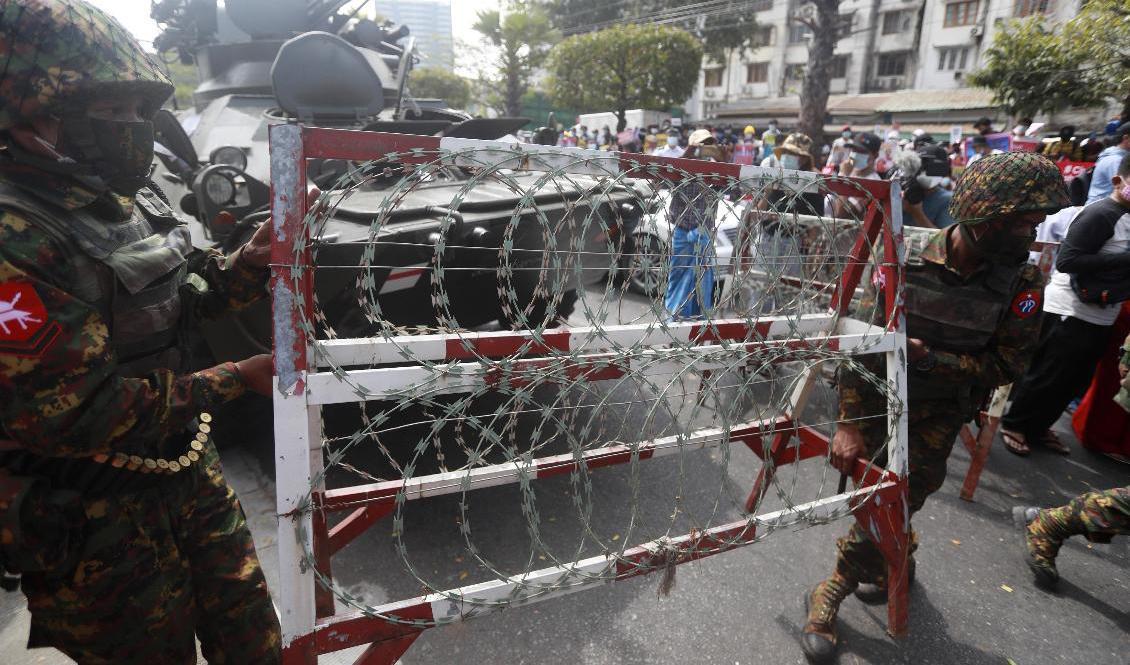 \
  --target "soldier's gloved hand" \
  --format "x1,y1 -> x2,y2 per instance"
831,424 -> 866,476
234,354 -> 274,397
